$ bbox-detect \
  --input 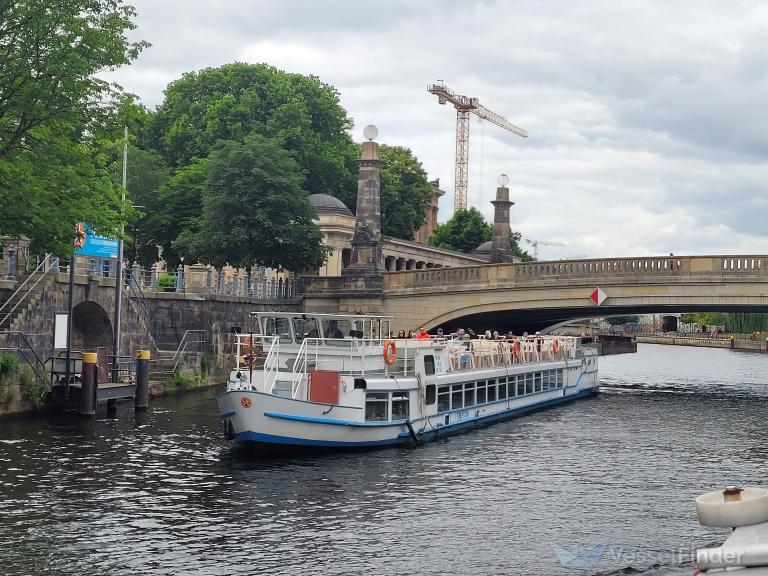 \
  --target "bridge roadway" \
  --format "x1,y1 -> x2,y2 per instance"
304,255 -> 768,333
